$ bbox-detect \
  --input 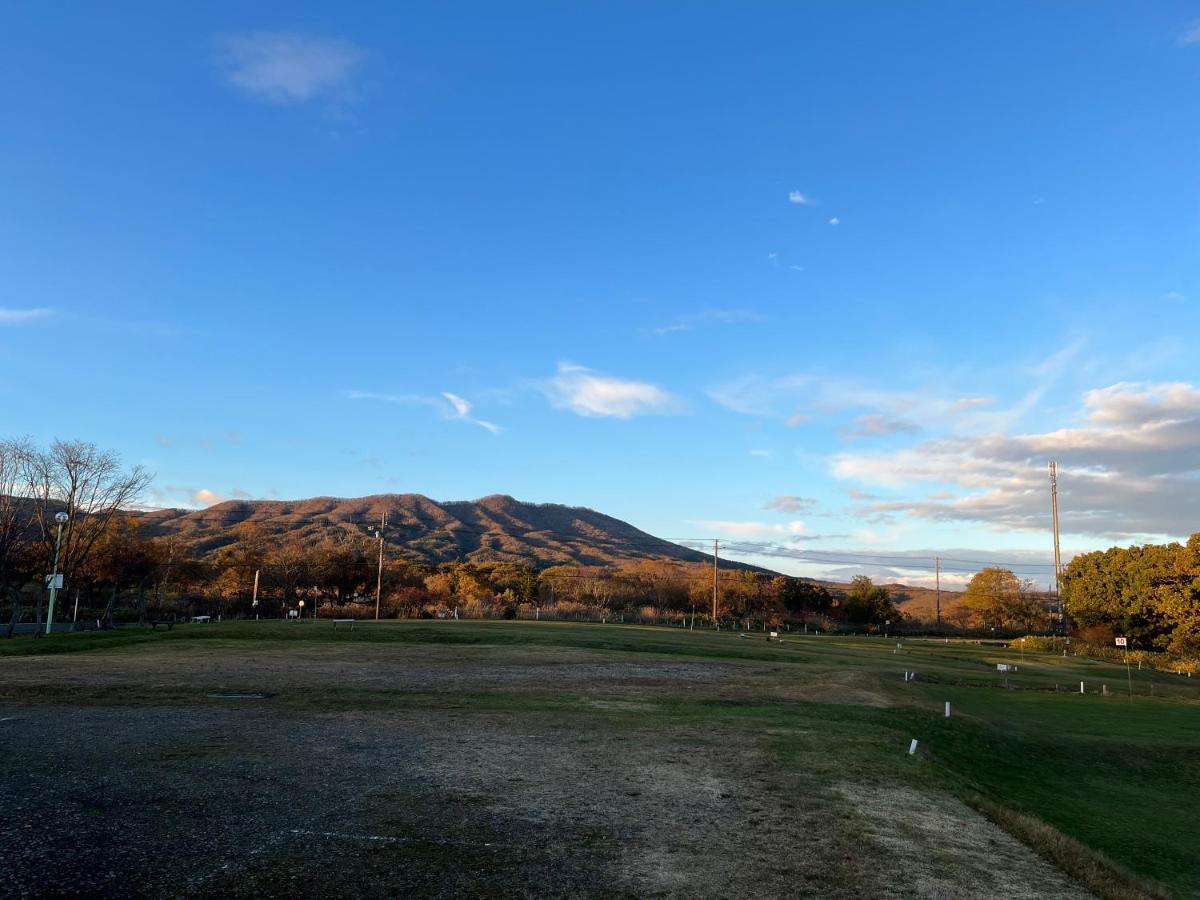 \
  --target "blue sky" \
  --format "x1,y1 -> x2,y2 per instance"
3,3 -> 1200,586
